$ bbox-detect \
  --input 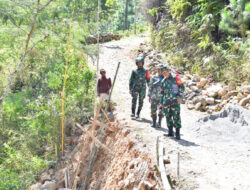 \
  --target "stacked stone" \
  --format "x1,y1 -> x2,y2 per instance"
137,42 -> 250,113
